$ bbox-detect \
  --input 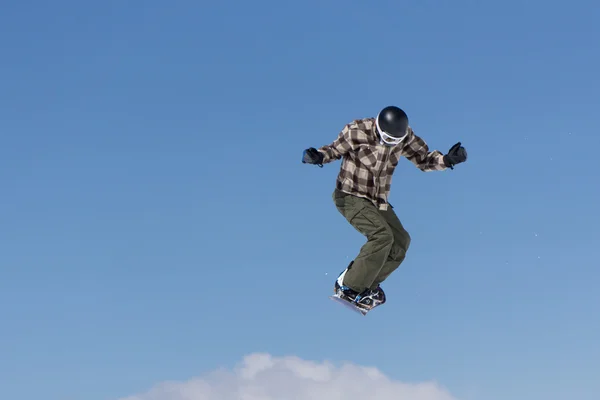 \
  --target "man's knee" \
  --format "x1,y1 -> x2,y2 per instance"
403,231 -> 411,251
391,231 -> 411,261
367,224 -> 395,253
